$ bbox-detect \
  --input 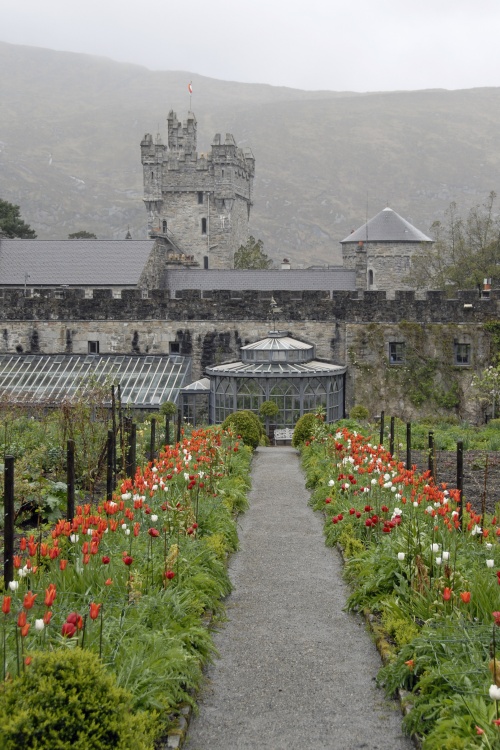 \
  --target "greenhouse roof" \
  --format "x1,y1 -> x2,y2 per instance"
206,360 -> 346,378
241,333 -> 313,352
0,354 -> 191,408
